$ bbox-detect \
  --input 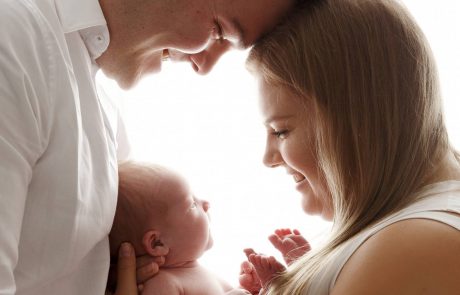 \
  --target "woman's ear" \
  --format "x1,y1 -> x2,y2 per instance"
142,230 -> 164,256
